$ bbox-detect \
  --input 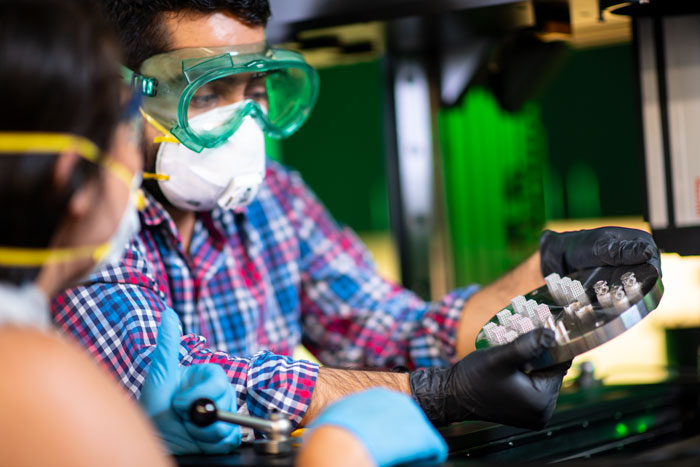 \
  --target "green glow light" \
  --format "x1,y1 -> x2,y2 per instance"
636,421 -> 648,433
615,423 -> 628,438
635,415 -> 655,434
